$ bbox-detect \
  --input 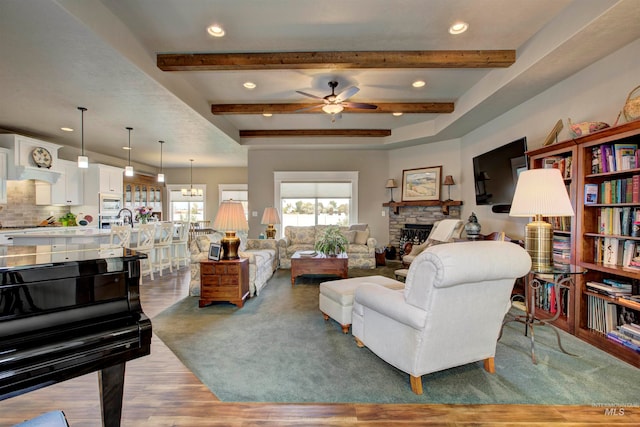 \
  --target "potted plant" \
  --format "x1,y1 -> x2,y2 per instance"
314,225 -> 348,256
